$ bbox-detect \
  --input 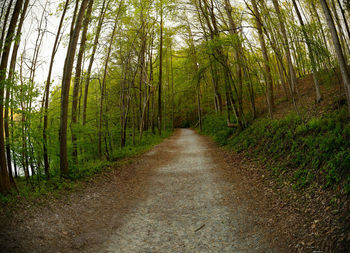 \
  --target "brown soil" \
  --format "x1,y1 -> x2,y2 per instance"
254,68 -> 346,120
